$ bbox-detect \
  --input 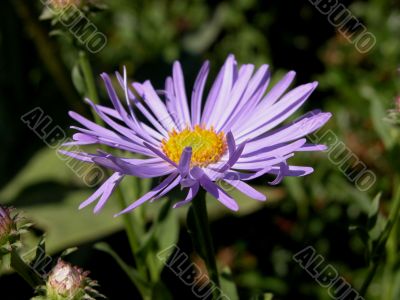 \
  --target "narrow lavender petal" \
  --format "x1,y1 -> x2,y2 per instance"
143,142 -> 178,167
85,98 -> 154,147
150,175 -> 182,203
200,177 -> 239,211
220,64 -> 270,132
73,133 -> 97,143
217,137 -> 247,173
234,82 -> 318,141
222,179 -> 266,201
69,111 -> 119,140
164,76 -> 183,128
240,111 -> 332,146
172,61 -> 191,126
296,144 -> 328,151
268,161 -> 289,185
67,127 -> 155,156
178,147 -> 192,177
258,70 -> 296,108
180,178 -> 197,188
268,165 -> 314,176
93,156 -> 173,178
101,73 -> 143,135
141,80 -> 177,131
232,153 -> 294,170
173,183 -> 200,208
241,111 -> 331,147
115,173 -> 178,216
115,72 -> 169,136
201,56 -> 228,124
188,166 -> 238,211
224,167 -> 273,181
215,64 -> 254,130
226,131 -> 236,158
139,122 -> 165,142
94,173 -> 124,213
238,139 -> 306,163
191,61 -> 210,126
79,173 -> 123,210
96,103 -> 161,144
206,55 -> 235,127
58,150 -> 93,162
